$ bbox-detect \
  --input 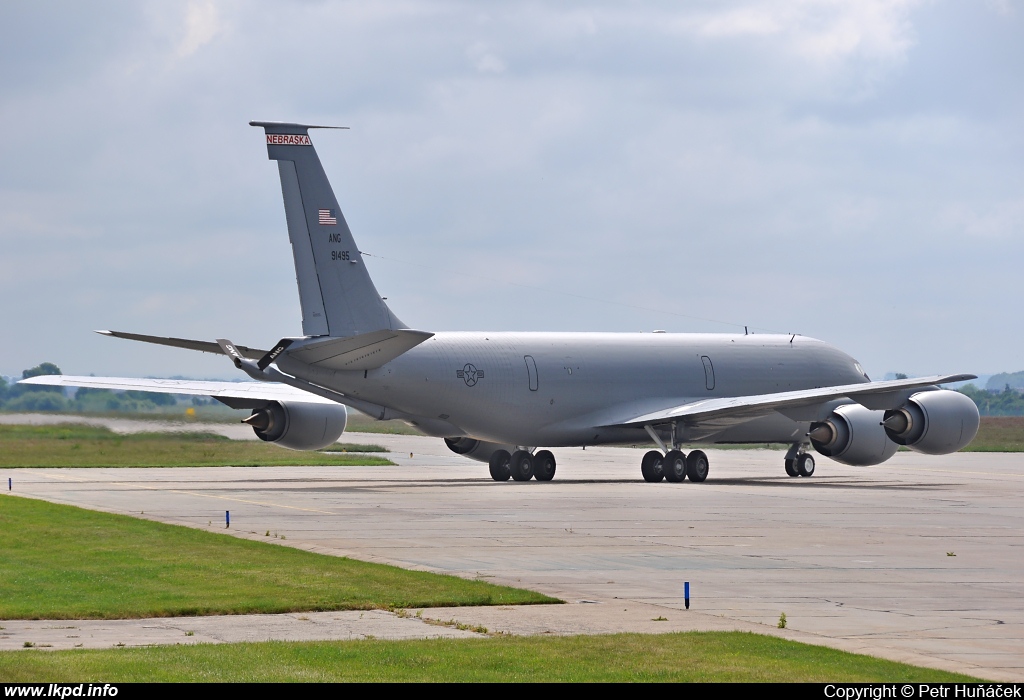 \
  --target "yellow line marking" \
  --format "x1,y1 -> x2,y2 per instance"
877,465 -> 1024,479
